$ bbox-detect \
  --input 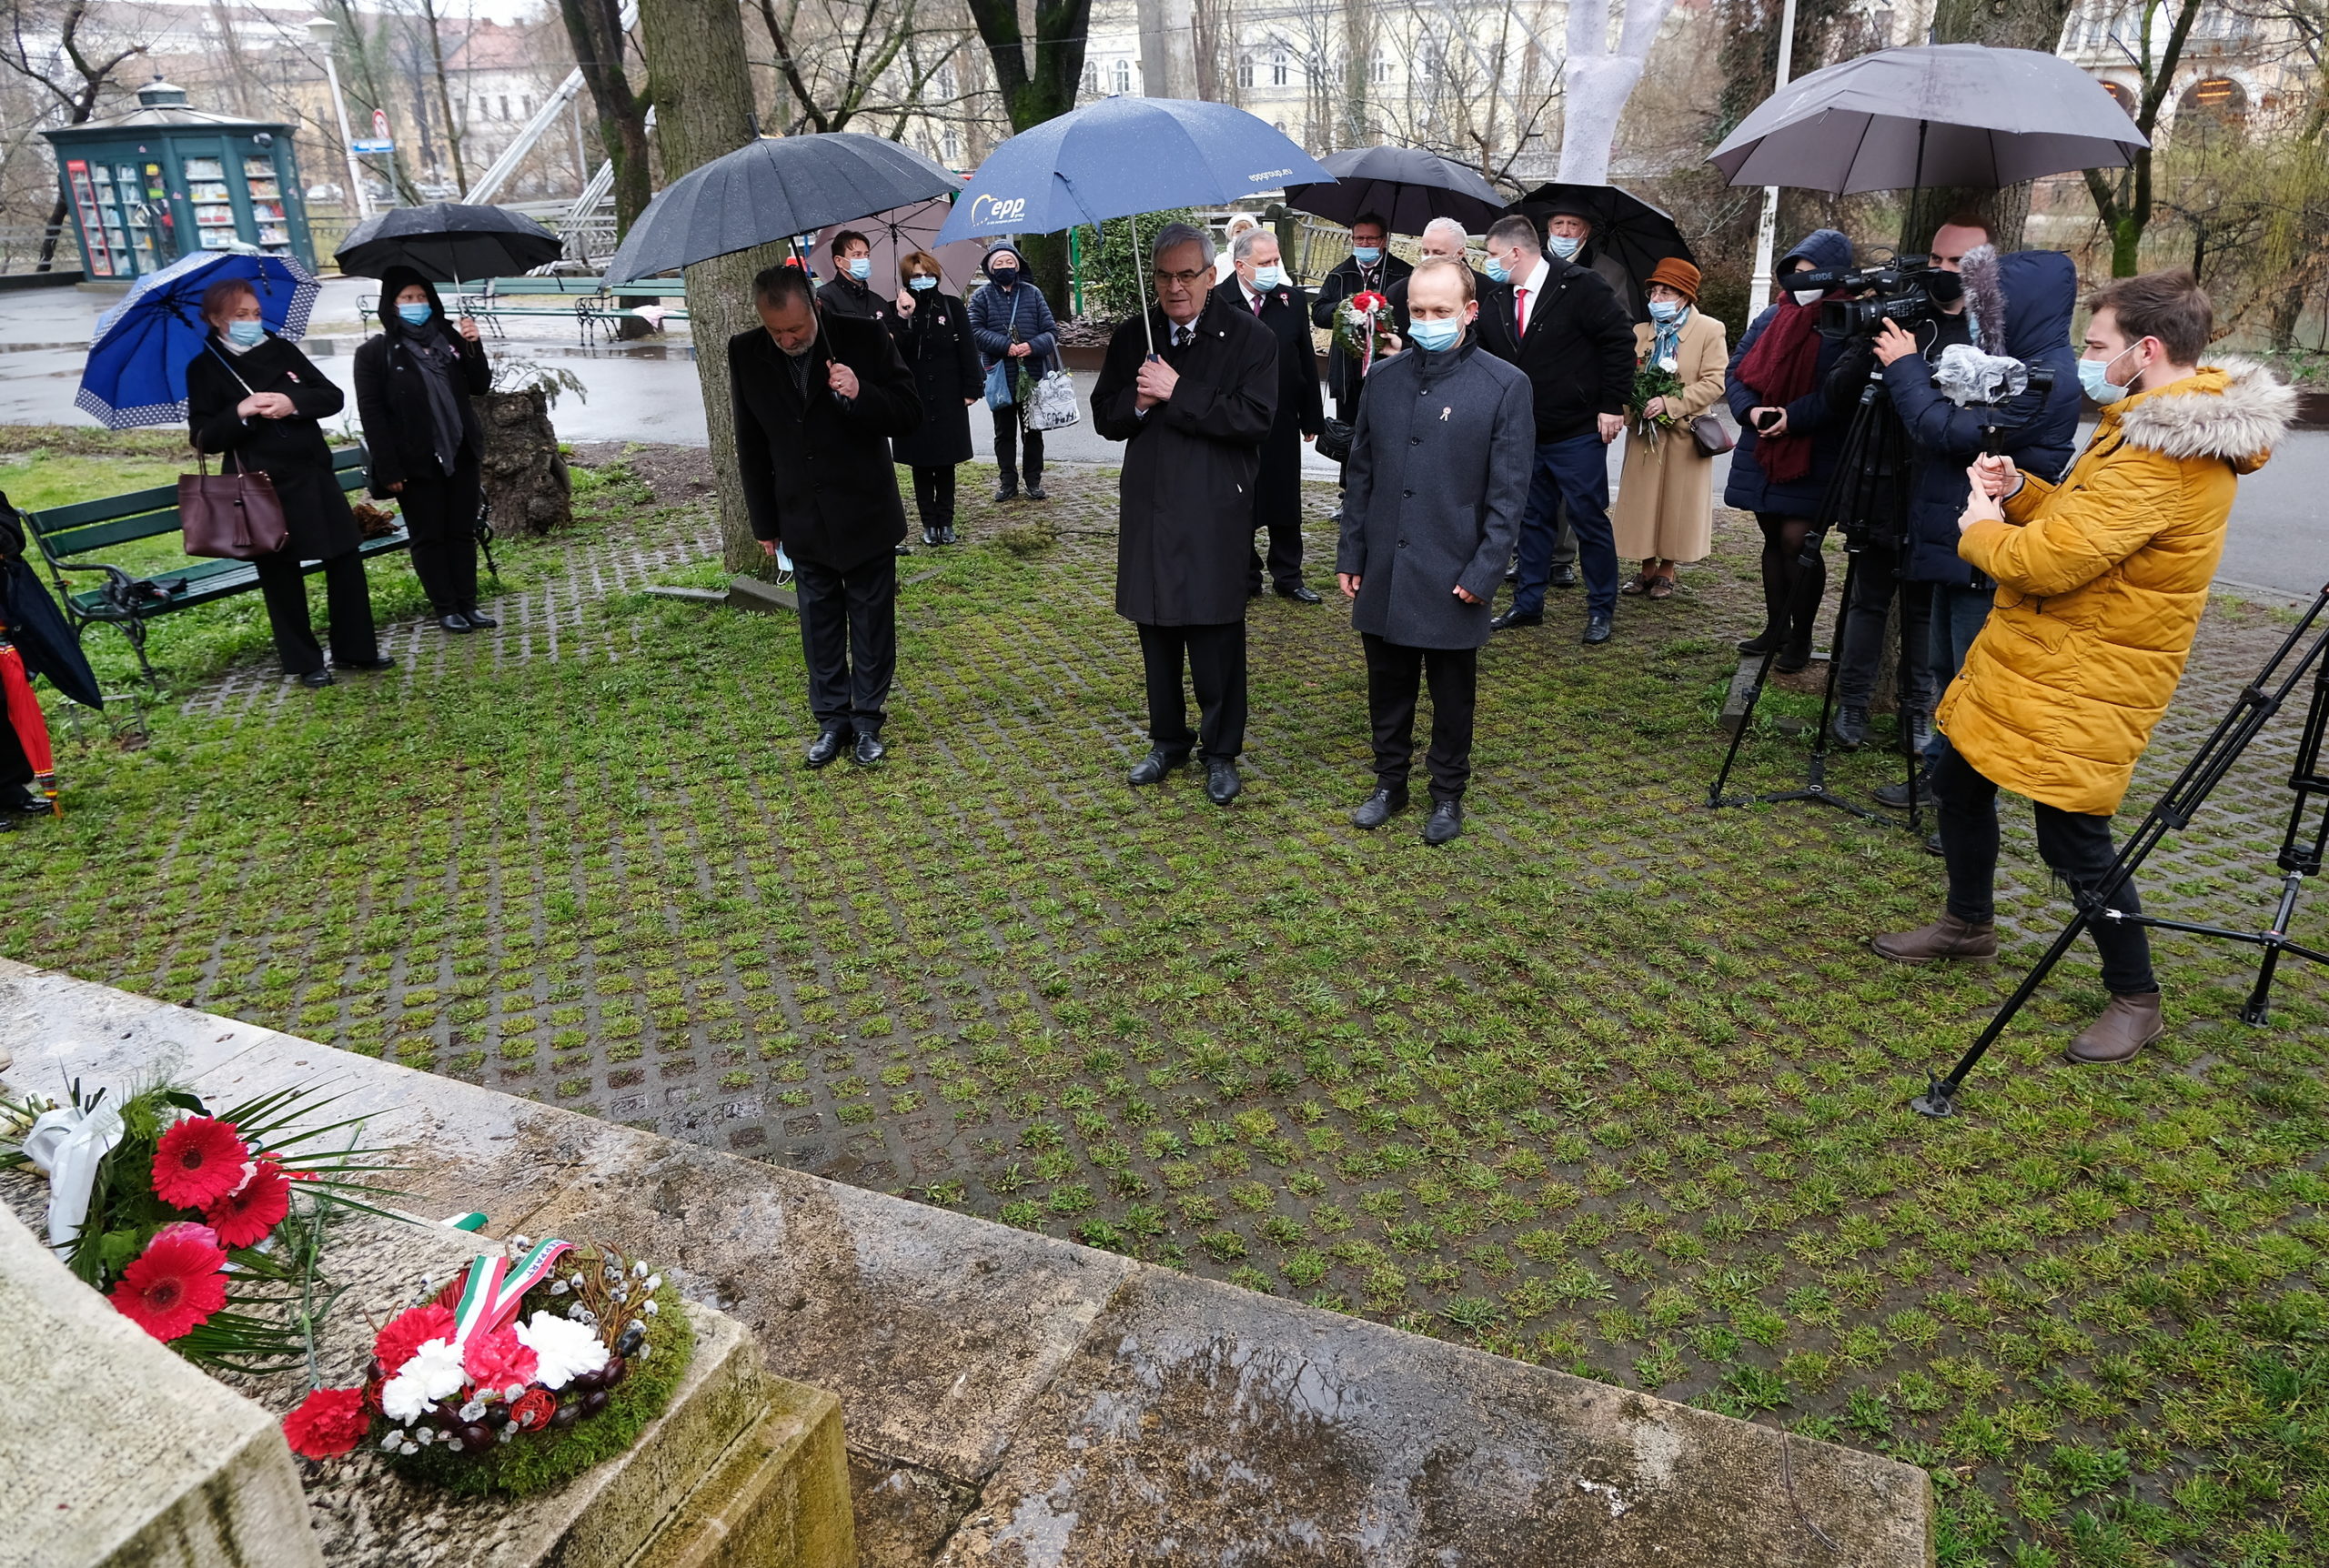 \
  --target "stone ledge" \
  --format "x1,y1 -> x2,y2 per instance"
0,960 -> 1934,1565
